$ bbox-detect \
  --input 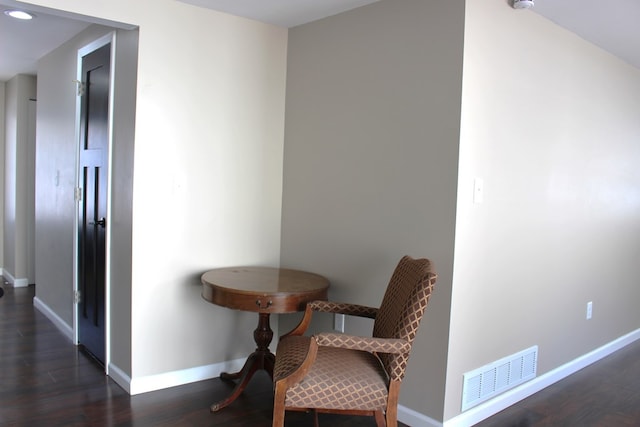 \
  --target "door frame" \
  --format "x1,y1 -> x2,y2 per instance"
73,31 -> 116,373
